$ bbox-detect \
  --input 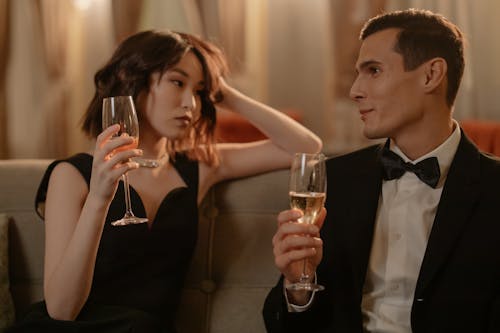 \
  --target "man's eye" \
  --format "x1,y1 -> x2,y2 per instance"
369,67 -> 381,74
